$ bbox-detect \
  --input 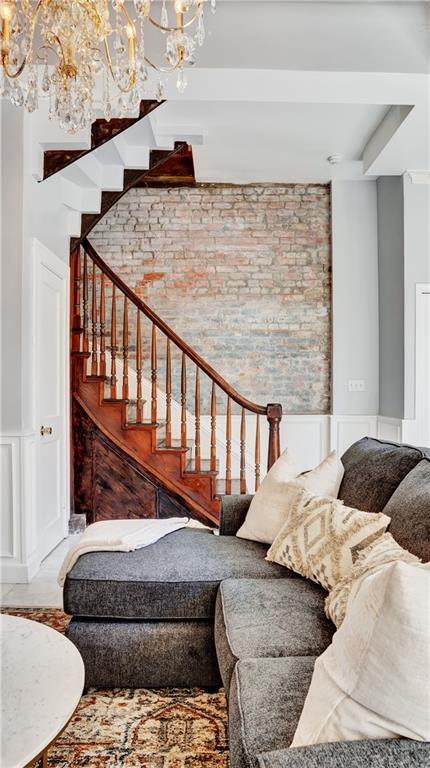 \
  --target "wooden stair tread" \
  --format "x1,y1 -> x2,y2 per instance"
186,458 -> 219,474
157,438 -> 194,450
216,478 -> 243,496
